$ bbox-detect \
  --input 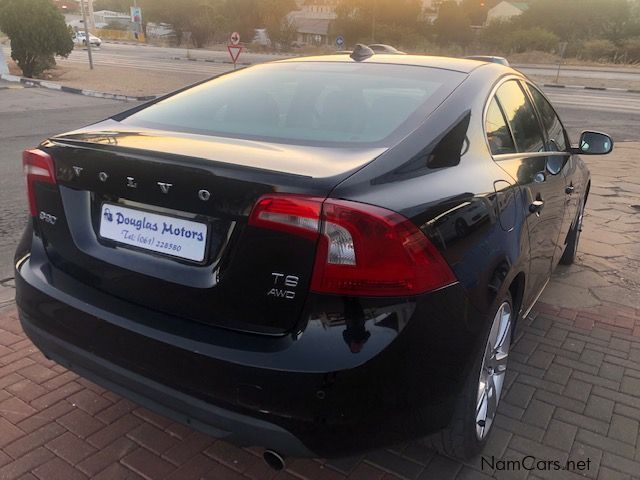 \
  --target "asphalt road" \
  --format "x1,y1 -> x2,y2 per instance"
0,84 -> 130,280
544,88 -> 640,142
0,82 -> 638,279
4,42 -> 640,85
2,43 -> 288,76
516,64 -> 640,83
